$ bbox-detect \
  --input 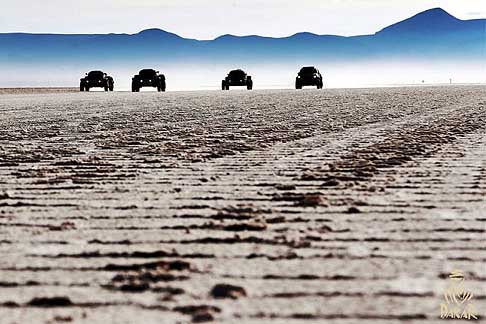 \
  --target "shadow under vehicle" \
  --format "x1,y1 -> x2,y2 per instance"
222,69 -> 253,90
132,69 -> 166,92
80,71 -> 114,92
296,66 -> 323,89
